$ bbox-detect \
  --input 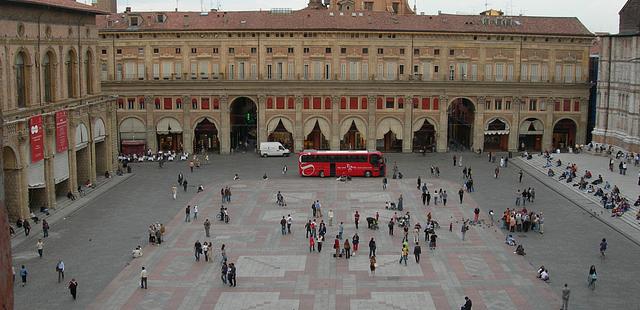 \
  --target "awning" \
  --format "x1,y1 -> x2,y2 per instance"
121,140 -> 146,146
484,130 -> 510,135
156,118 -> 183,134
120,118 -> 146,133
75,123 -> 89,150
267,117 -> 294,134
519,119 -> 544,135
340,117 -> 367,139
304,118 -> 330,137
377,118 -> 403,140
93,118 -> 106,142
